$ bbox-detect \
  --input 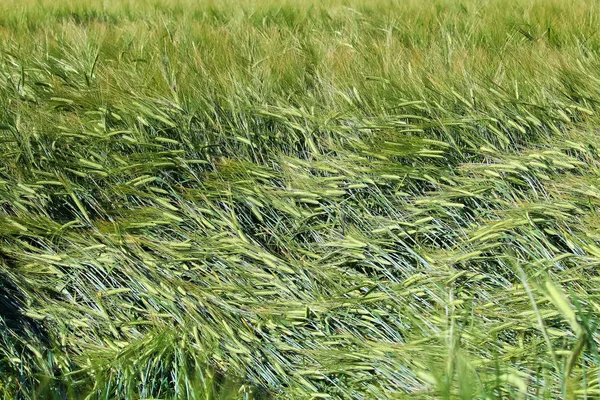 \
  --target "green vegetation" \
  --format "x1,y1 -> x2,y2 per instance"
2,0 -> 600,398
